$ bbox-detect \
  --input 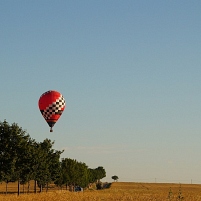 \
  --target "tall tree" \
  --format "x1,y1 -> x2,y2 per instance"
20,139 -> 39,193
74,161 -> 89,188
0,120 -> 31,195
94,166 -> 106,182
35,139 -> 62,192
58,158 -> 89,190
60,158 -> 77,191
